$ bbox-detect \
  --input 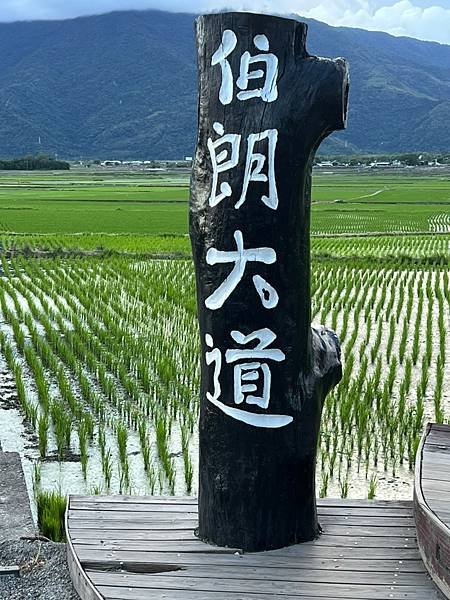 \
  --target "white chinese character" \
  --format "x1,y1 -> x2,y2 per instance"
237,129 -> 279,210
204,330 -> 292,428
211,29 -> 237,106
205,230 -> 279,310
226,328 -> 285,409
205,333 -> 222,403
237,35 -> 278,103
212,31 -> 278,105
207,122 -> 241,207
207,125 -> 279,210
